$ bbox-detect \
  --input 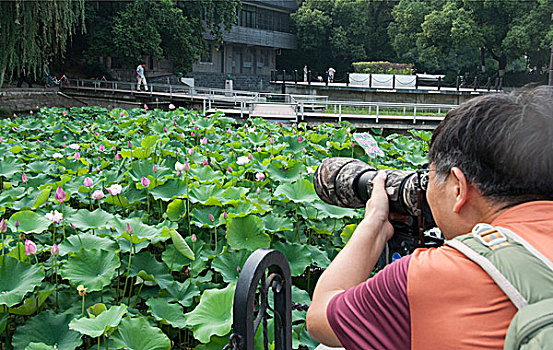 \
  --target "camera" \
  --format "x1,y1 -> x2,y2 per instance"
314,157 -> 442,267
